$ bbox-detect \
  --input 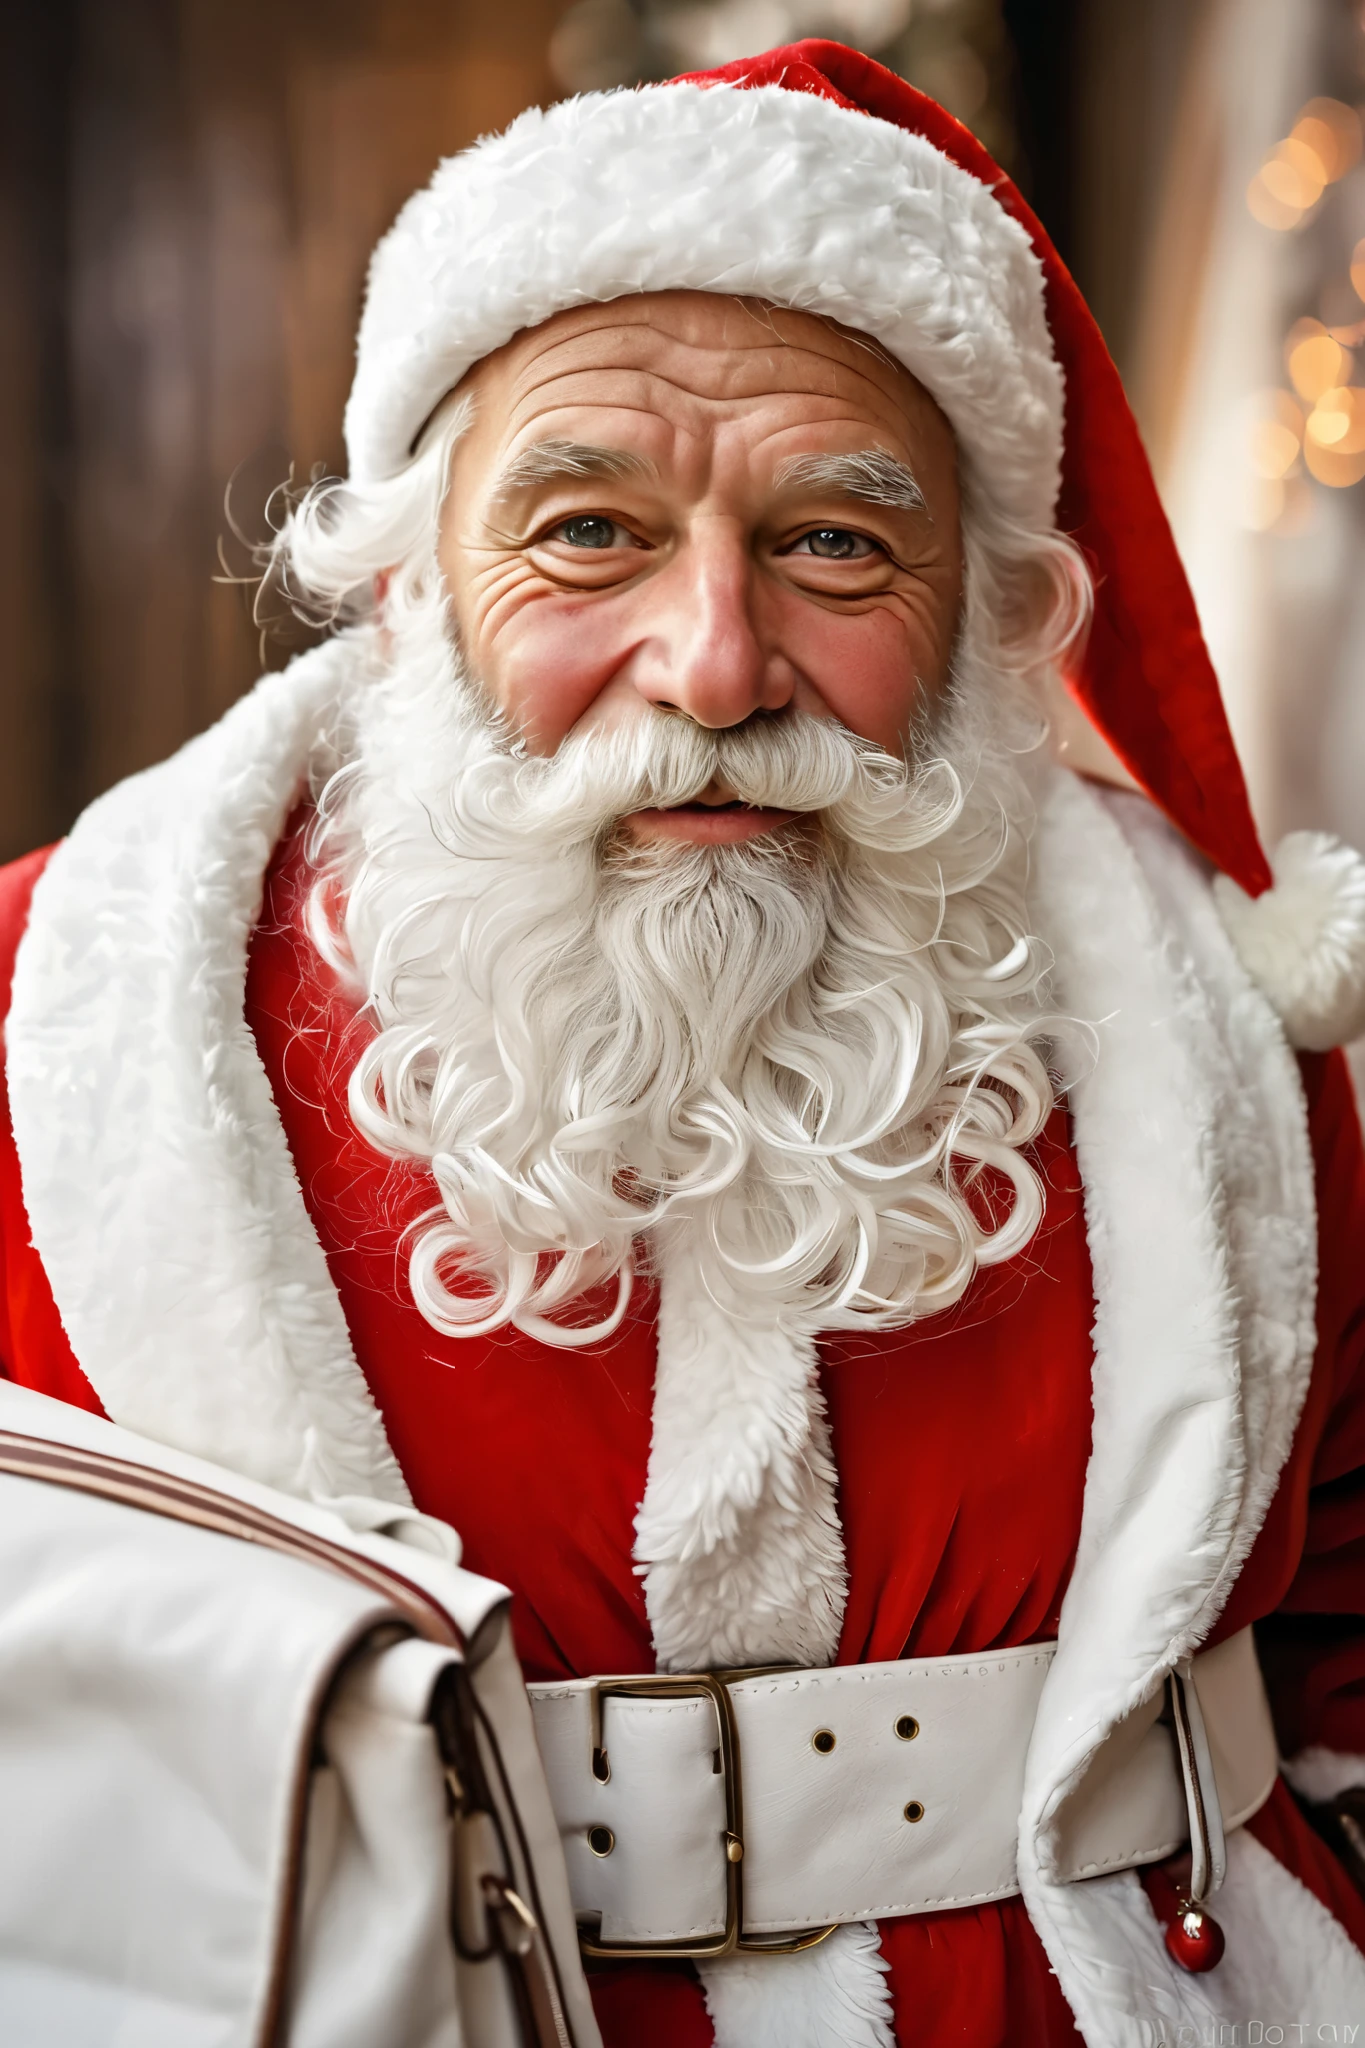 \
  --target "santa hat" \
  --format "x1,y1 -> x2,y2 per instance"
345,39 -> 1365,1053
